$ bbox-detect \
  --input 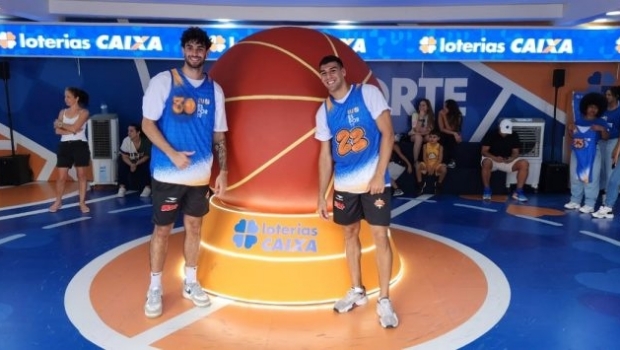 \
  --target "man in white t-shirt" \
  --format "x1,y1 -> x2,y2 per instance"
141,27 -> 228,319
315,55 -> 399,328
